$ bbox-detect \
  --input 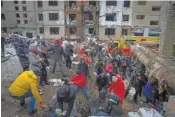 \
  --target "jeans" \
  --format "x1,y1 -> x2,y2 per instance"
10,91 -> 35,113
73,86 -> 90,101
